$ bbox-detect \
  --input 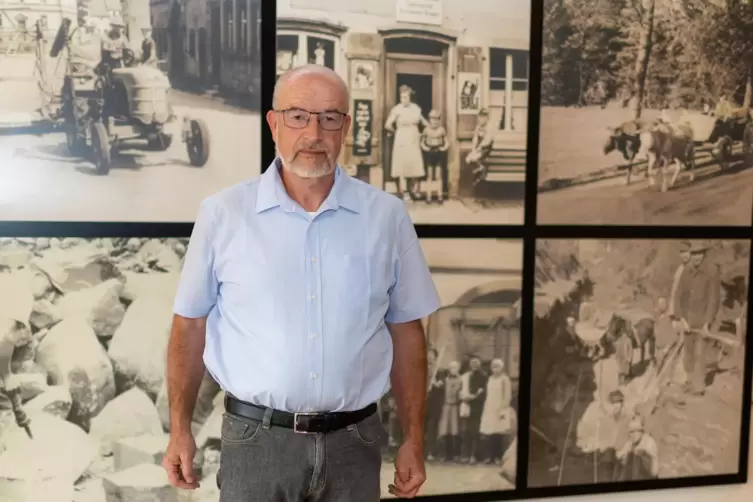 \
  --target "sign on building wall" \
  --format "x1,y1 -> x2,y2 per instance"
352,99 -> 373,156
457,71 -> 481,115
395,0 -> 443,26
